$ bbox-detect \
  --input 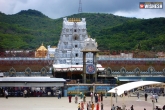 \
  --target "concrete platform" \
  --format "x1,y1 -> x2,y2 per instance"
0,96 -> 164,110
